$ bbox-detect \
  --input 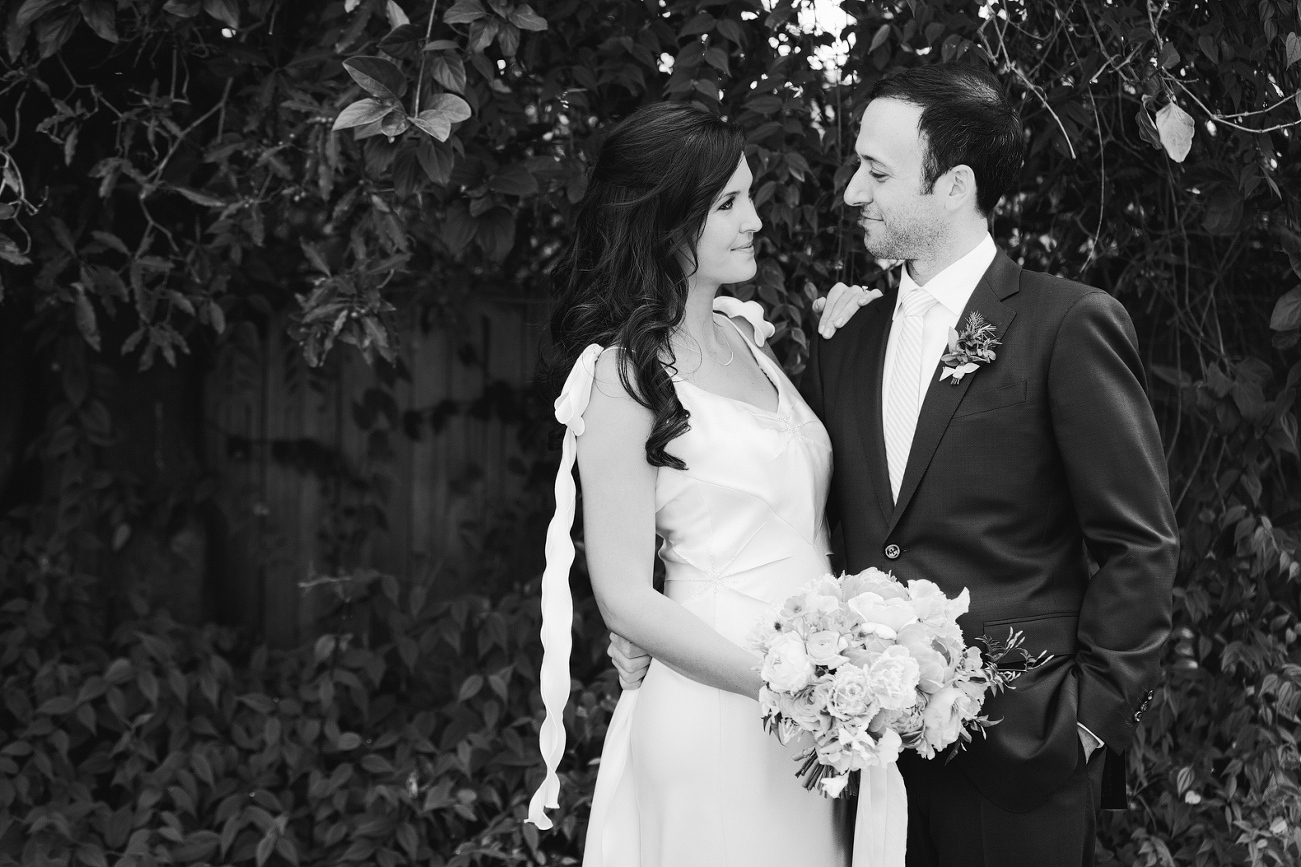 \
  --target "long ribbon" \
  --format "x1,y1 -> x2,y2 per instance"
852,761 -> 908,867
527,344 -> 603,830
